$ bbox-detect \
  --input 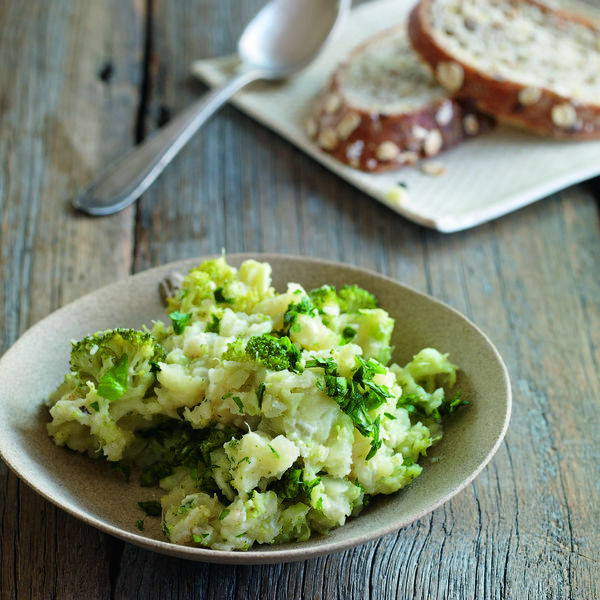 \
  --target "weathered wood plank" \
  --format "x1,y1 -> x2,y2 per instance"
0,0 -> 145,598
